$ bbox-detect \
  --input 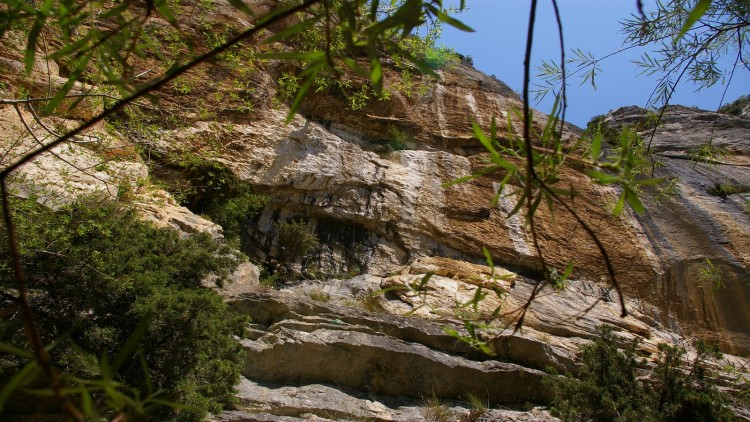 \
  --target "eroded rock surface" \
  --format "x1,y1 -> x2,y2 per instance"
2,4 -> 749,418
604,105 -> 750,354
